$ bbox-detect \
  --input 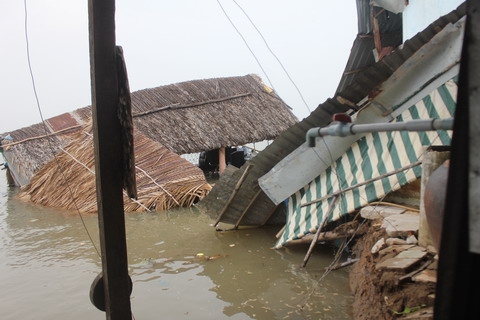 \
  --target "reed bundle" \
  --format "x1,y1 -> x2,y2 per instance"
17,126 -> 211,214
